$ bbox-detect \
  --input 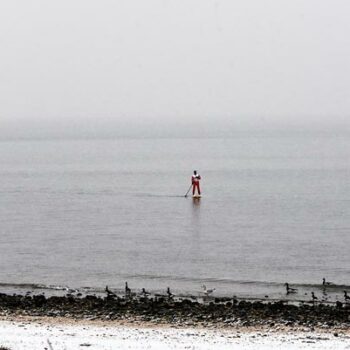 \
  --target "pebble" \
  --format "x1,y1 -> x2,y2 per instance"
0,292 -> 348,331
